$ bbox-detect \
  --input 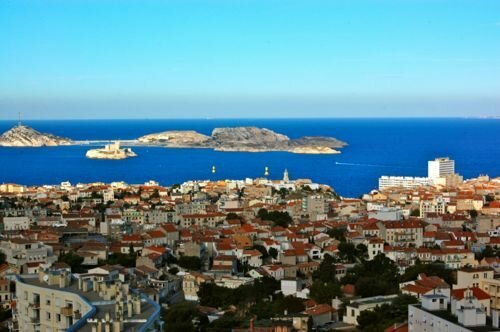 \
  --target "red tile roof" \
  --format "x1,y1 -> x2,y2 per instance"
452,287 -> 490,301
